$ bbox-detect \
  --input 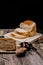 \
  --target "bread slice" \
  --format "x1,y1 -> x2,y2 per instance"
0,38 -> 16,51
19,20 -> 36,36
10,32 -> 27,39
14,28 -> 29,36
